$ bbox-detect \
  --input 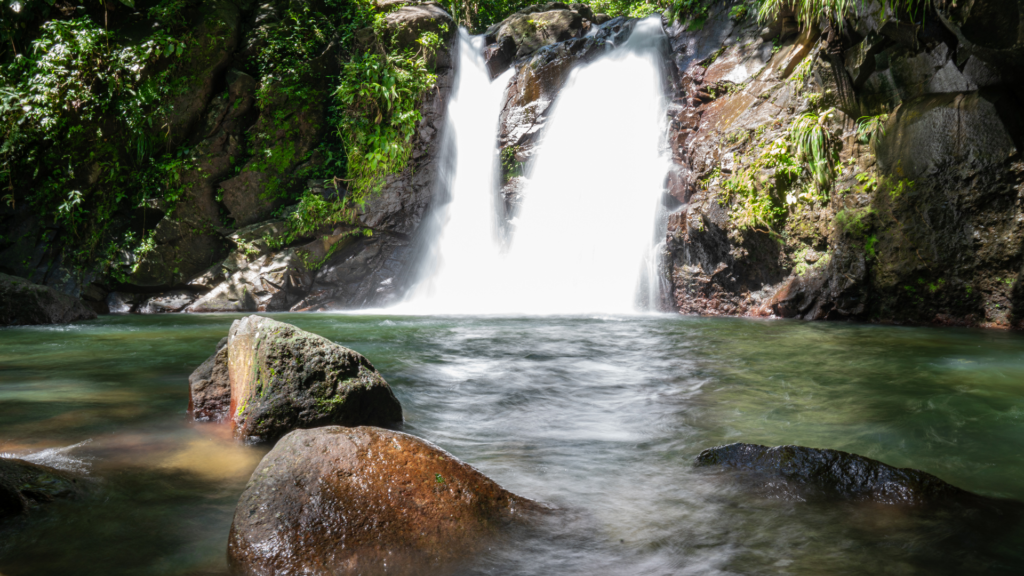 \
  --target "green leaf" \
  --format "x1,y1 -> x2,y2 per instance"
119,0 -> 135,7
